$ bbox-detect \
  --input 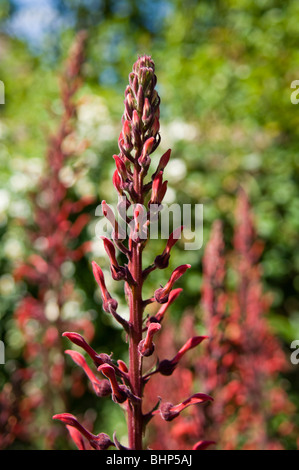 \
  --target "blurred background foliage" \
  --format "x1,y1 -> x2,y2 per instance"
0,0 -> 299,449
